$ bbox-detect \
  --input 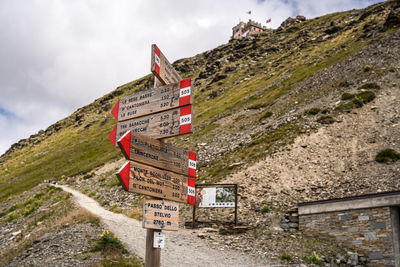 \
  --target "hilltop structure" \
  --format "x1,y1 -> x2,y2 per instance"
232,20 -> 267,39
